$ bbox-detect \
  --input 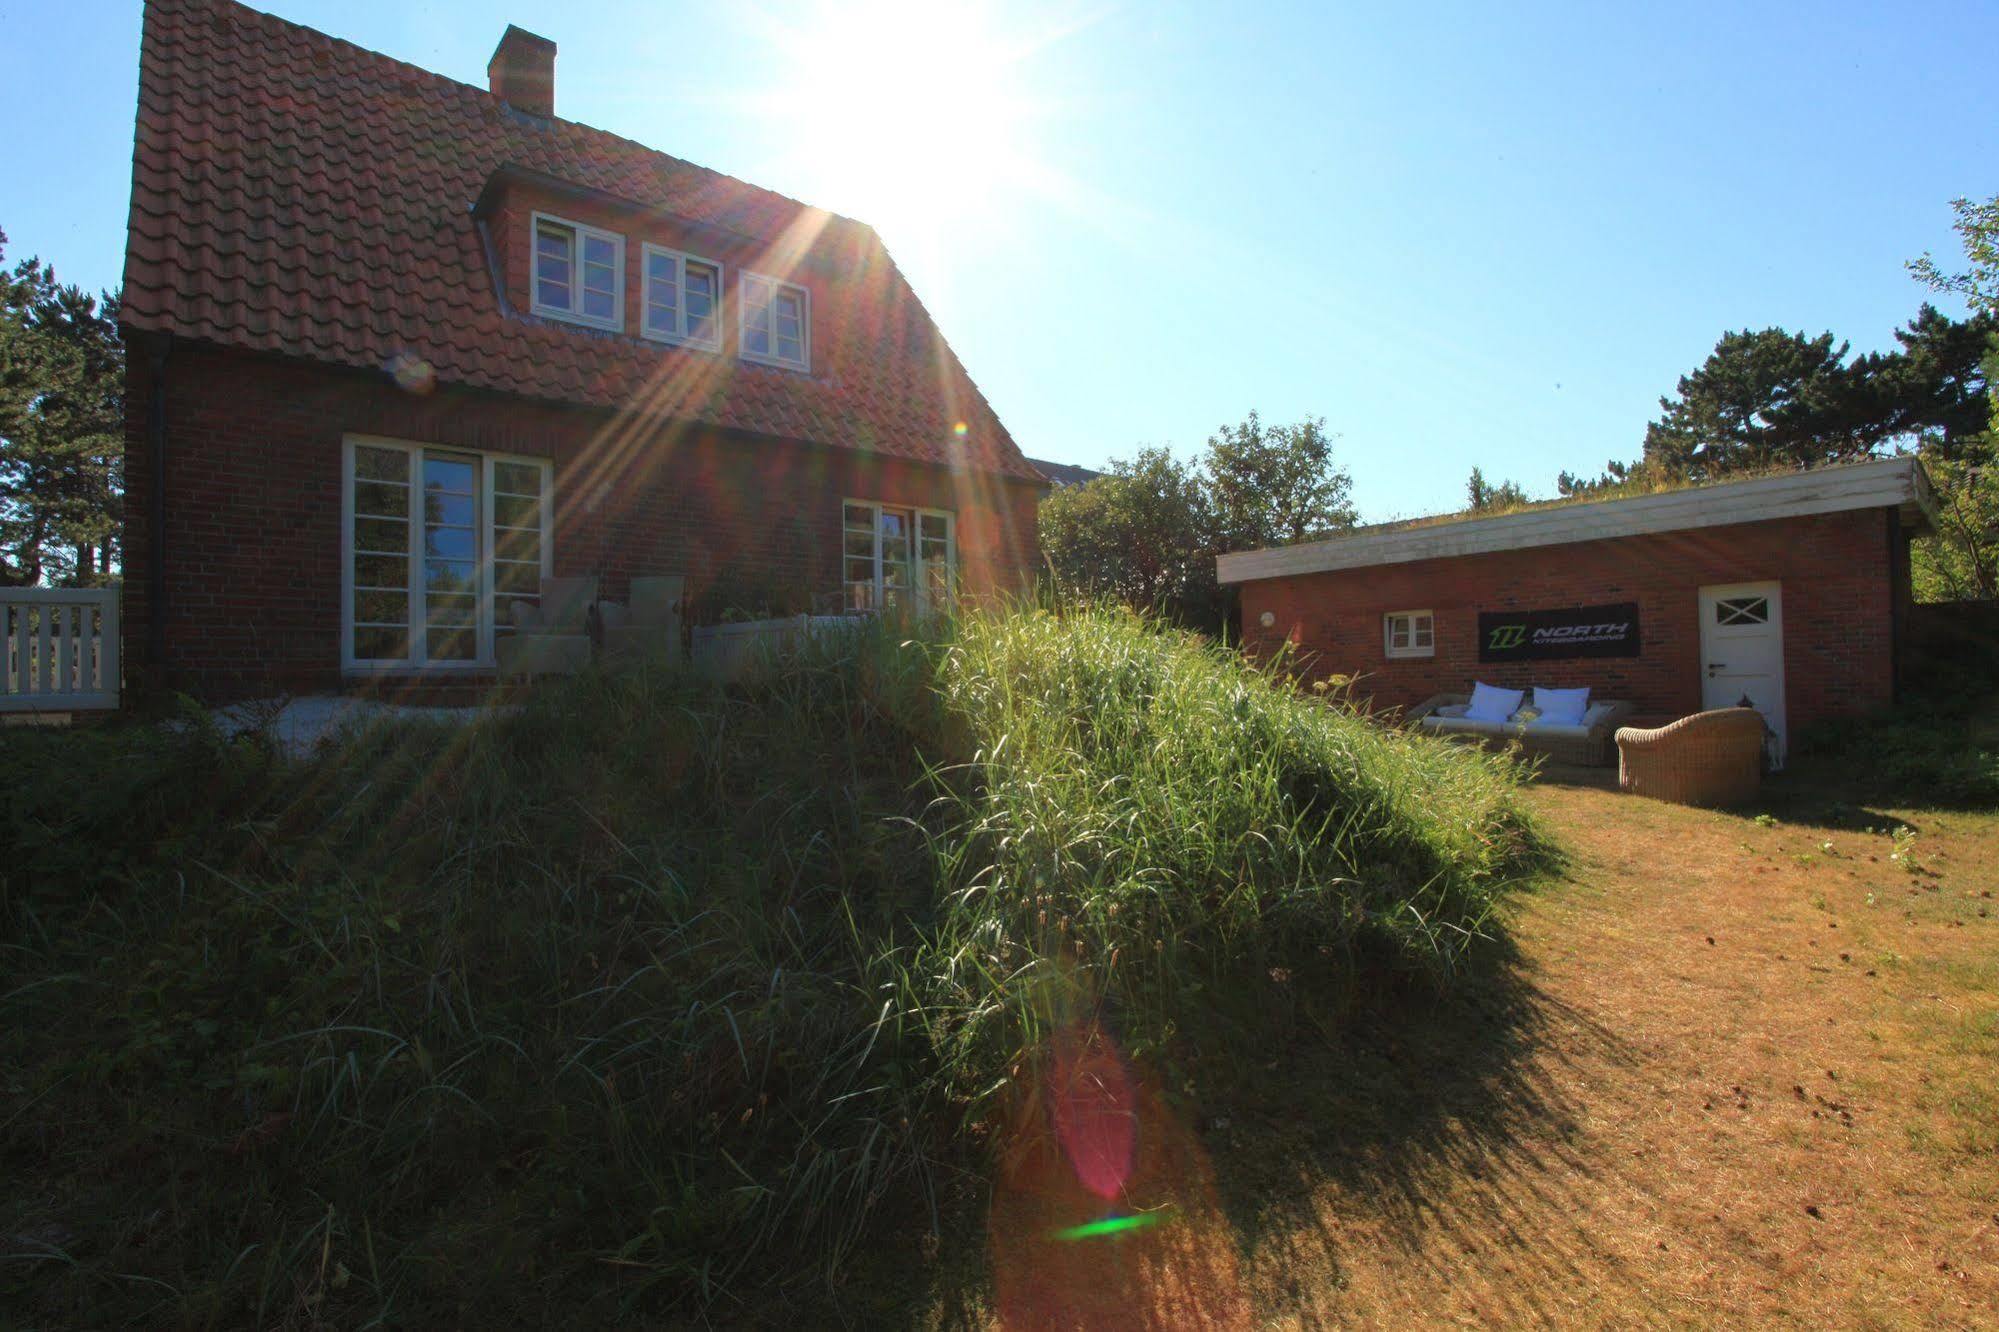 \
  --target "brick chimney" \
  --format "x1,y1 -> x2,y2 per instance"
488,25 -> 556,118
